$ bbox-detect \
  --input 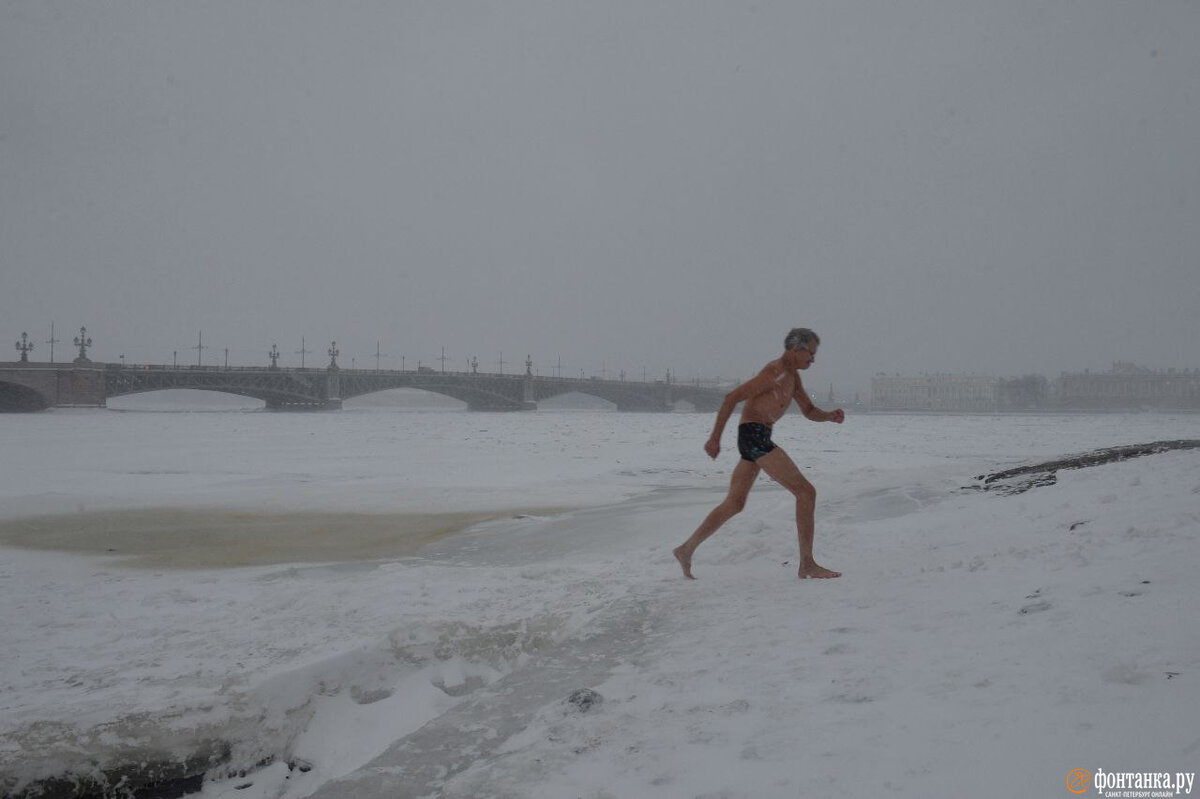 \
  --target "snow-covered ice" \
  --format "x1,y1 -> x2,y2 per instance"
2,402 -> 1199,798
